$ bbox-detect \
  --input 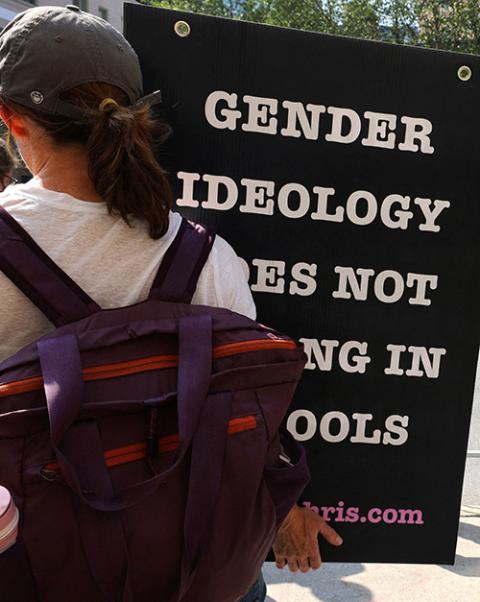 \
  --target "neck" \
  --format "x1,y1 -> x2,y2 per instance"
21,139 -> 104,203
